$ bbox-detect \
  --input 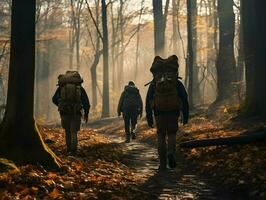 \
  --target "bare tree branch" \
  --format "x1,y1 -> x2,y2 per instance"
114,23 -> 146,59
85,0 -> 104,41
